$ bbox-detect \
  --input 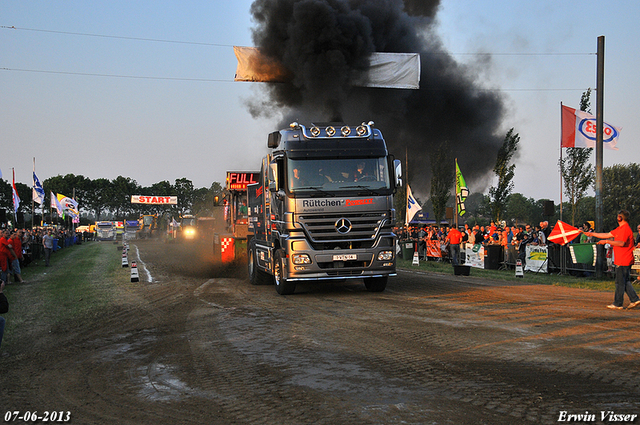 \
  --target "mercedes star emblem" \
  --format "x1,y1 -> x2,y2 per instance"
335,218 -> 352,234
